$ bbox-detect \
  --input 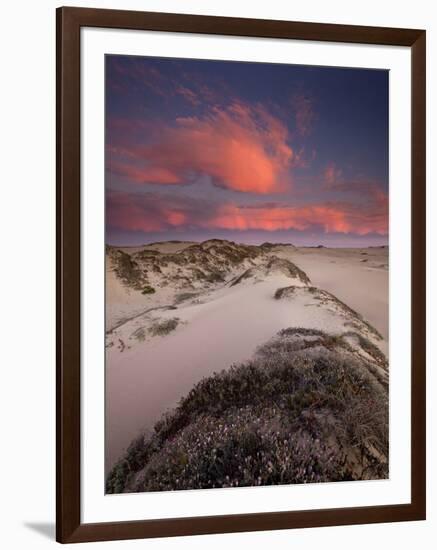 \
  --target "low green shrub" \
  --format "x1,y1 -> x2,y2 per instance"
141,285 -> 155,295
148,317 -> 179,336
